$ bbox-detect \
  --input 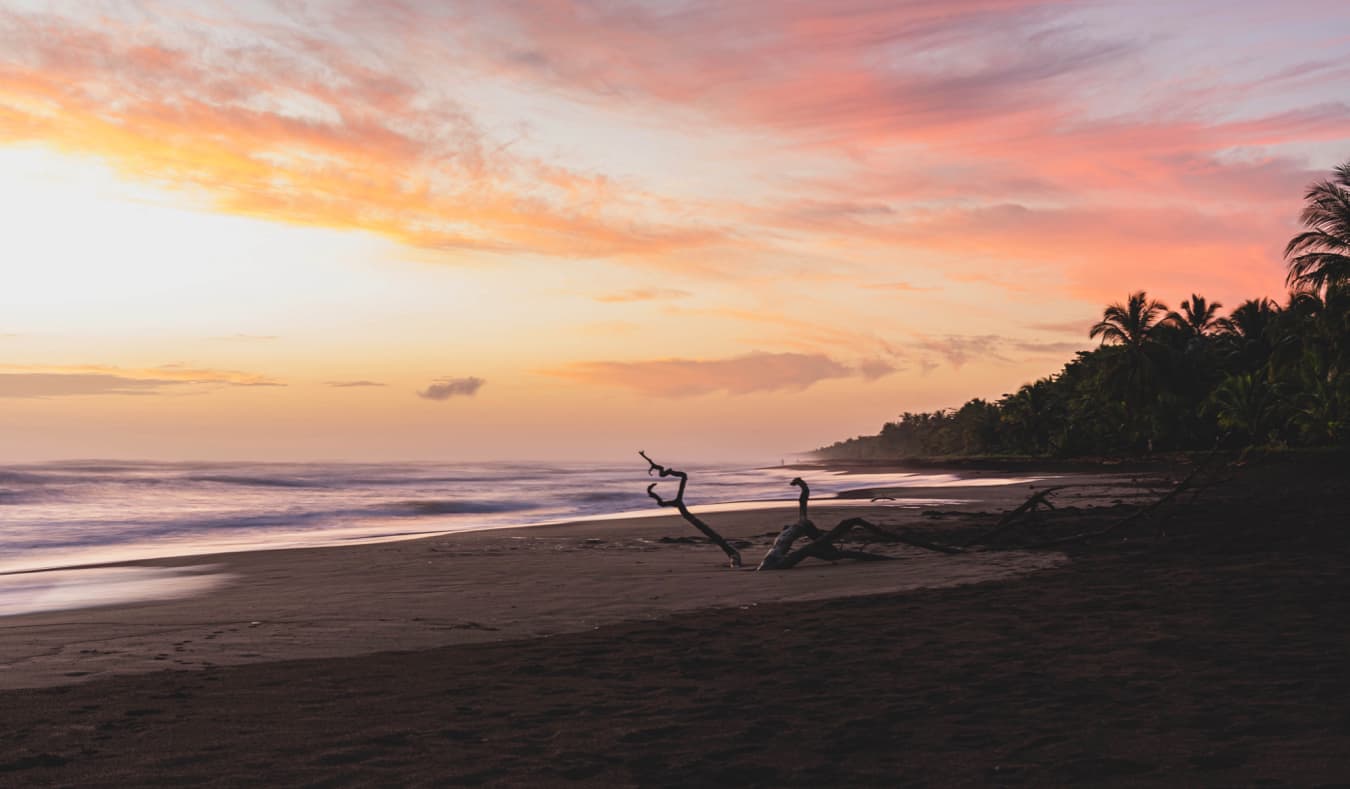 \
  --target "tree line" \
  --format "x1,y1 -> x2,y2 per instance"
817,161 -> 1350,459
